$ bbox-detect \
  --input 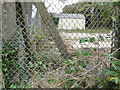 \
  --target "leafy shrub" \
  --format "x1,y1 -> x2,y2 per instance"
96,53 -> 120,89
2,29 -> 23,87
